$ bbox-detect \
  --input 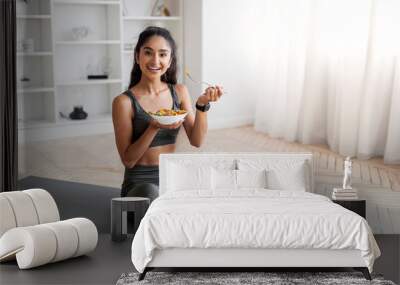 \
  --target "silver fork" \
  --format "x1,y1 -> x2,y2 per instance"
185,70 -> 227,93
185,70 -> 213,87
